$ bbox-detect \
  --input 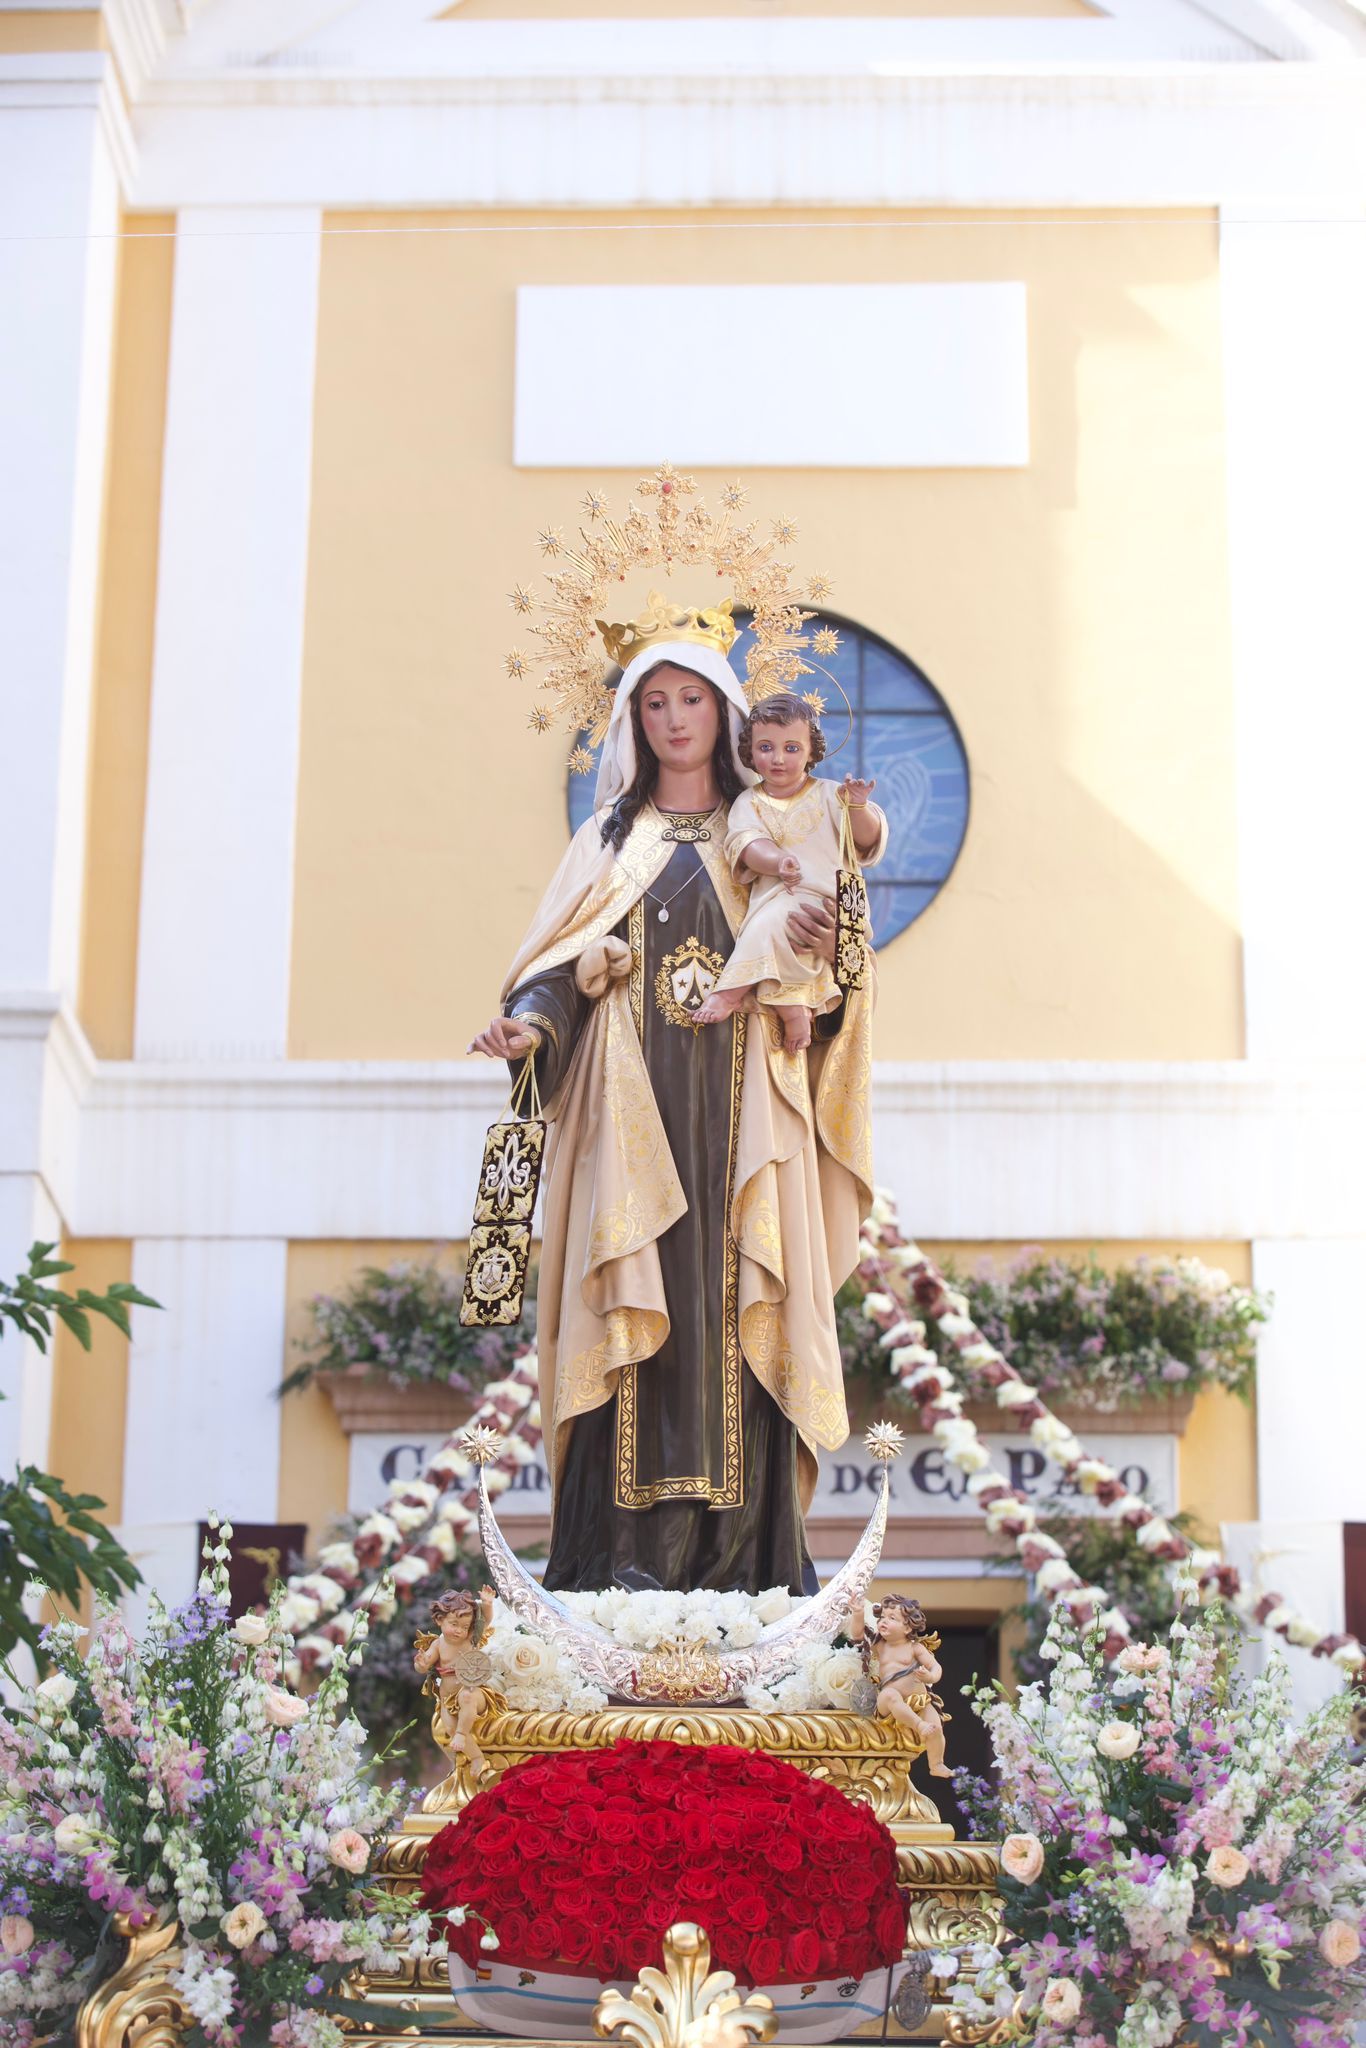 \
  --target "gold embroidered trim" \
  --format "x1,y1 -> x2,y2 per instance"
615,1010 -> 747,1511
628,899 -> 644,1038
